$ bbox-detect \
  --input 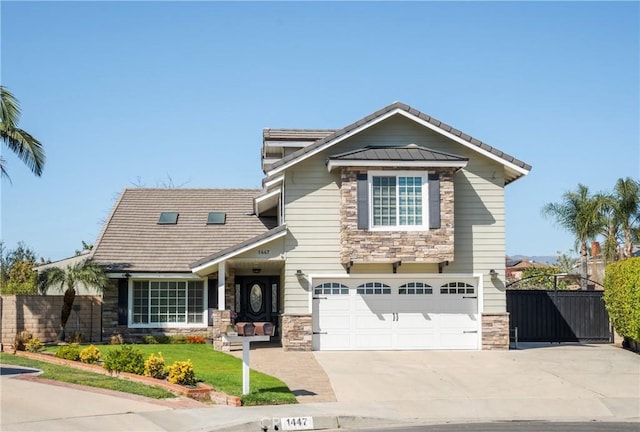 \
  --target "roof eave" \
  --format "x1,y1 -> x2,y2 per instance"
326,159 -> 468,172
190,226 -> 288,276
